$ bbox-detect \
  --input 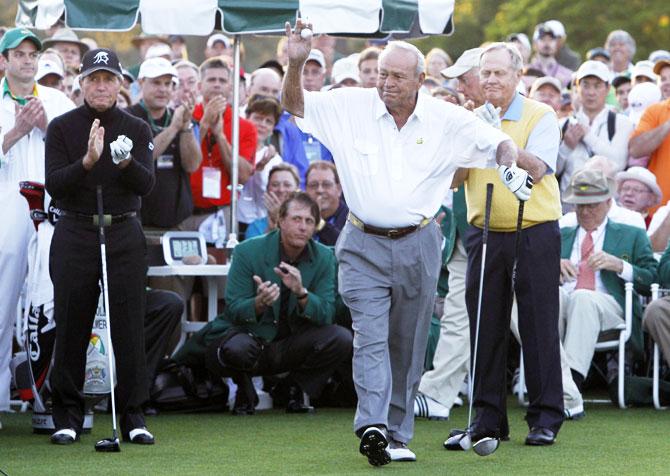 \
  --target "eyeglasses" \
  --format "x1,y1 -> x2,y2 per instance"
619,185 -> 651,194
306,181 -> 336,191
